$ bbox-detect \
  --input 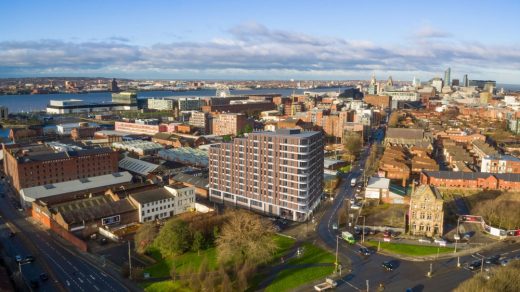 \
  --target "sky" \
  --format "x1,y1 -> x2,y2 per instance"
0,0 -> 519,83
